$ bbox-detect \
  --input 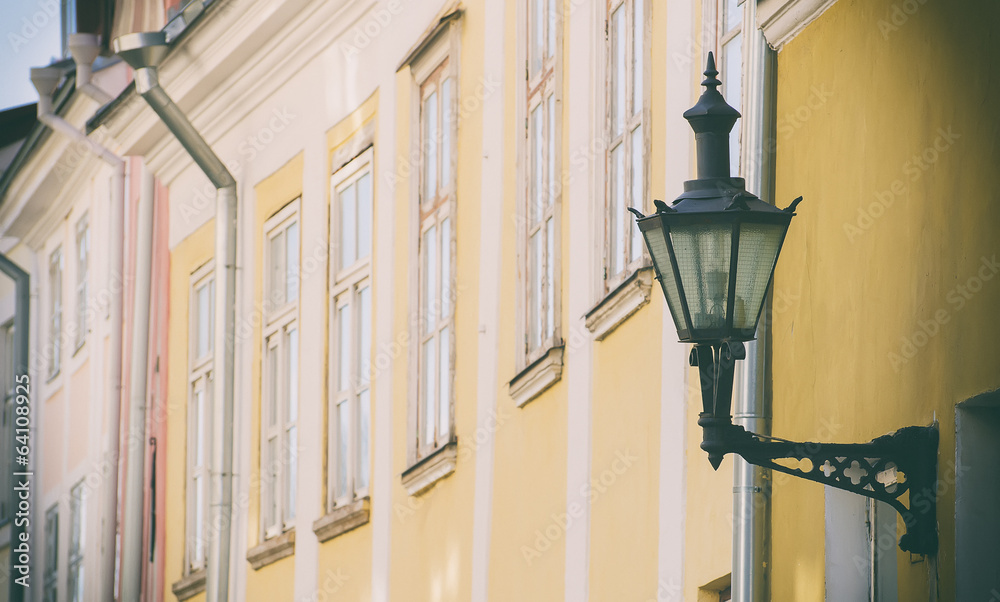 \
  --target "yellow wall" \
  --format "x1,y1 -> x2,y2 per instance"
164,218 -> 215,600
387,4 -> 485,599
246,153 -> 305,601
67,362 -> 89,473
41,389 -> 63,496
312,92 -> 380,601
773,0 -> 1000,599
484,0 -> 567,598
